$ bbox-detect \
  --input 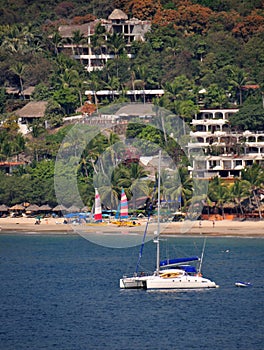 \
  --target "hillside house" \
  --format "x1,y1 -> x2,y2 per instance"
58,9 -> 151,71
